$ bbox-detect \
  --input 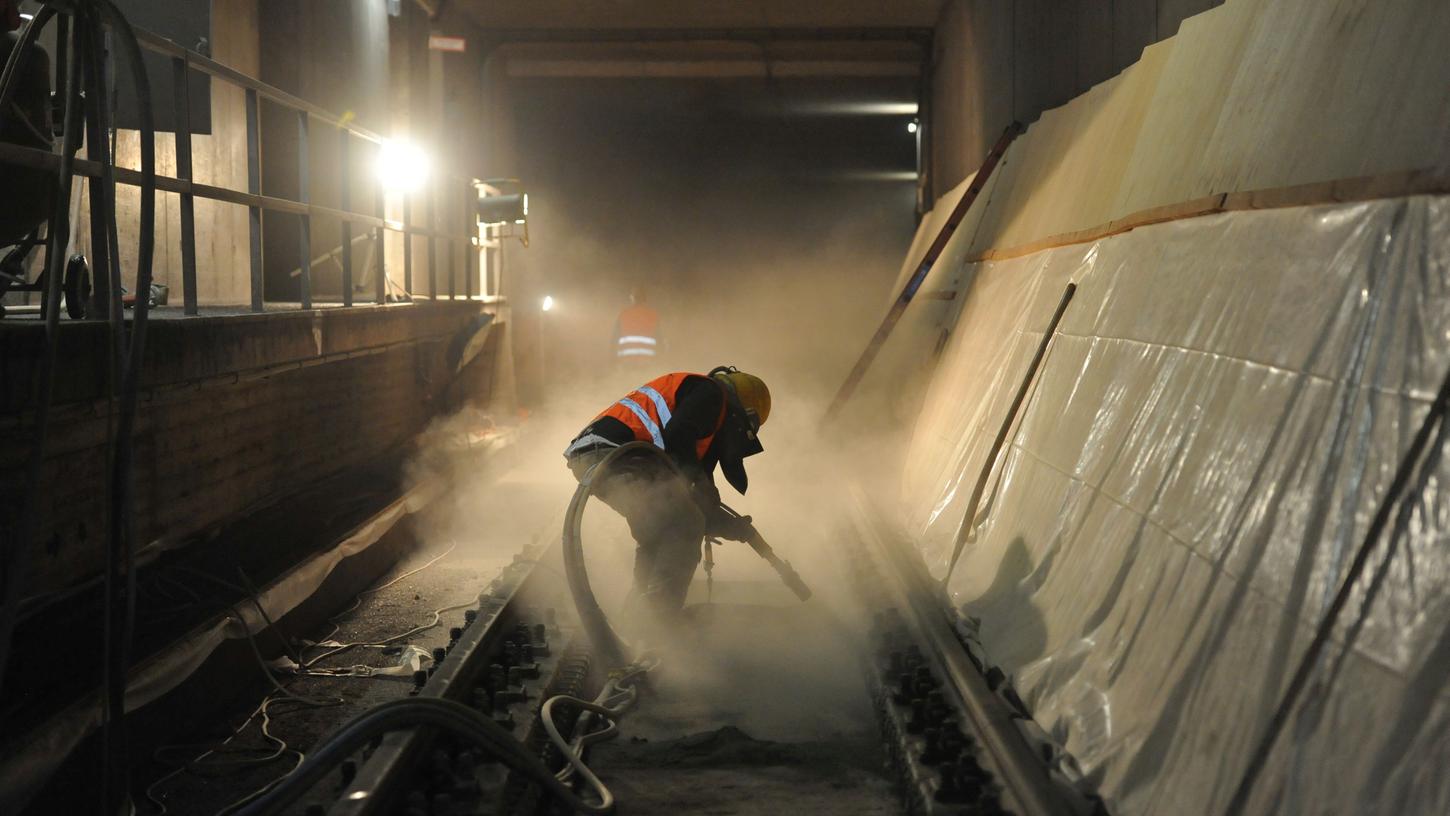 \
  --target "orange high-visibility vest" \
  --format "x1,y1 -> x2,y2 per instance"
597,372 -> 725,457
616,304 -> 660,358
